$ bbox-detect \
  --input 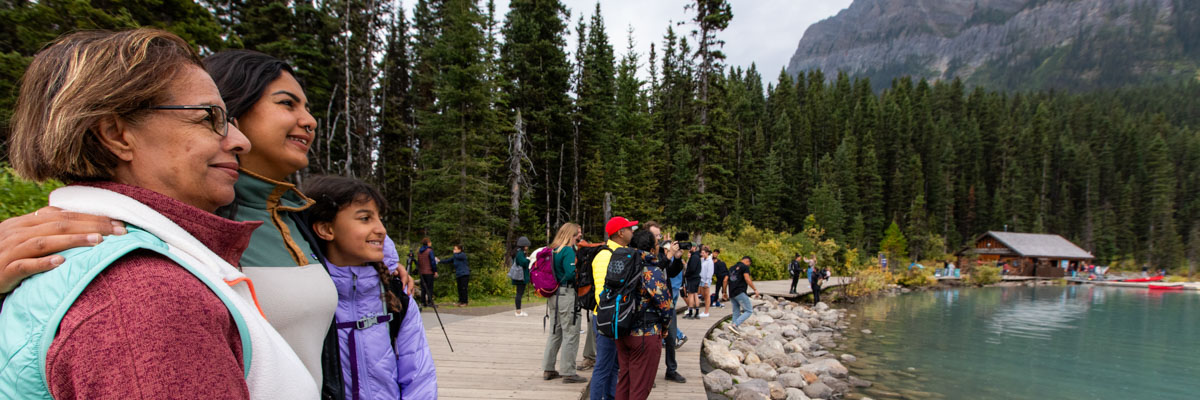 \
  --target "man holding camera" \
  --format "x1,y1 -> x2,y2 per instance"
649,224 -> 688,384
